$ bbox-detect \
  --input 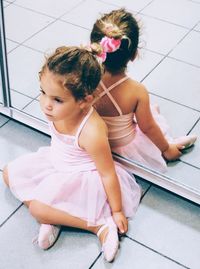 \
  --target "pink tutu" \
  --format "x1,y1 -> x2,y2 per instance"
112,125 -> 167,173
7,108 -> 141,226
112,104 -> 169,173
